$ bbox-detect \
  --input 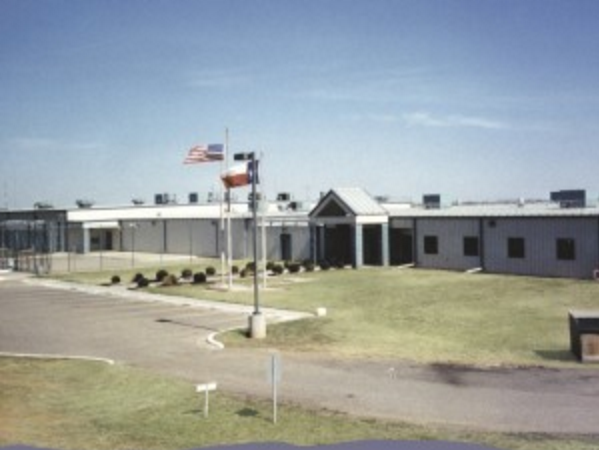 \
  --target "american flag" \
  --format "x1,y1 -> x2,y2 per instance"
183,144 -> 224,164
